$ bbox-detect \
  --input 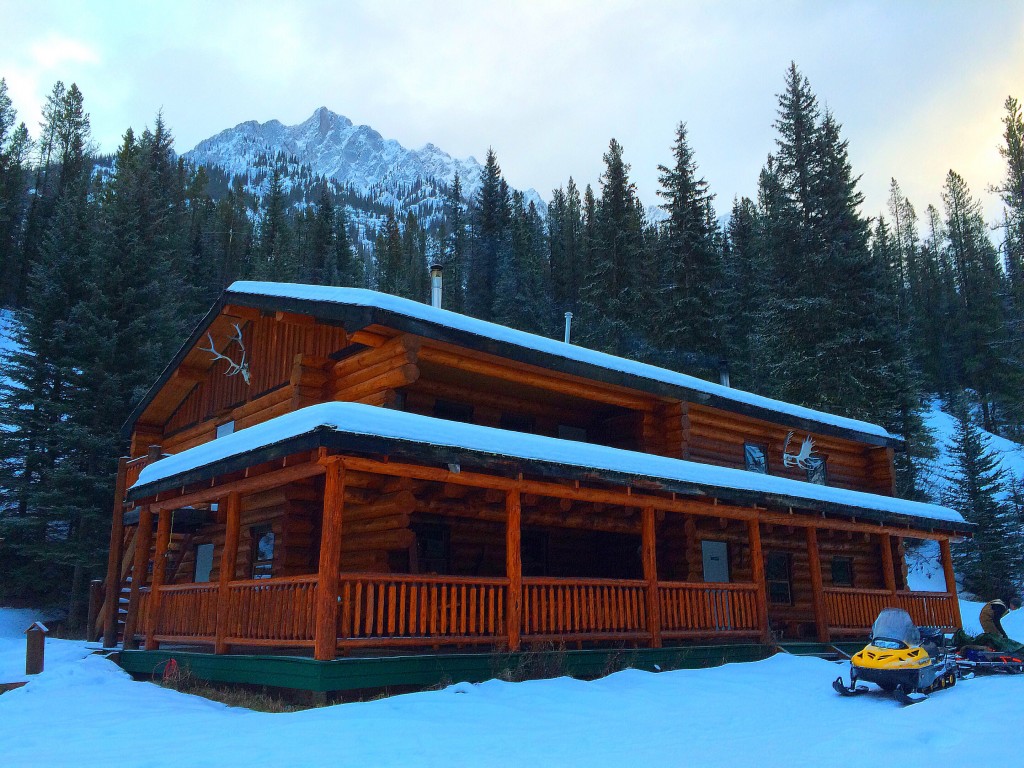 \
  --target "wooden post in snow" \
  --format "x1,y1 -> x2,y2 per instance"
145,509 -> 174,650
939,538 -> 963,629
747,518 -> 770,644
122,505 -> 153,650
